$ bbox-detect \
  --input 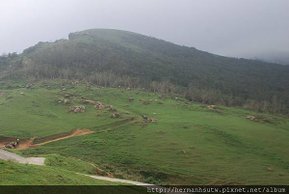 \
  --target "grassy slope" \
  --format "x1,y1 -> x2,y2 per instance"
0,82 -> 131,137
44,154 -> 97,174
1,81 -> 289,184
0,160 -> 110,185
